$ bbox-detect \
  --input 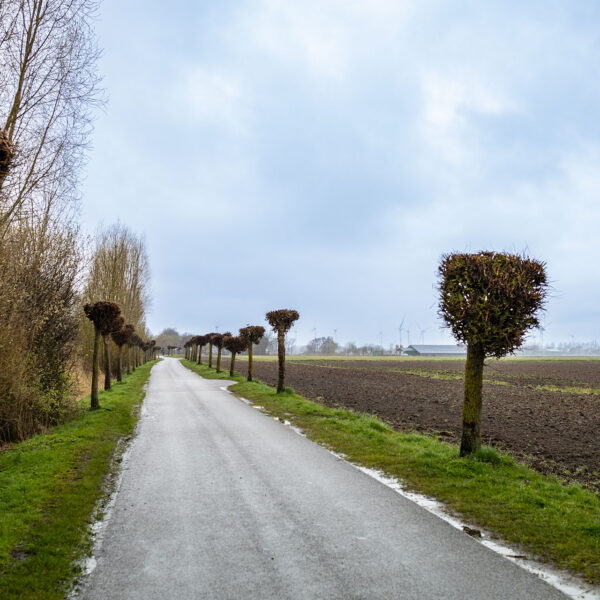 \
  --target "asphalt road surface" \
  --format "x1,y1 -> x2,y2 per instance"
78,357 -> 566,600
